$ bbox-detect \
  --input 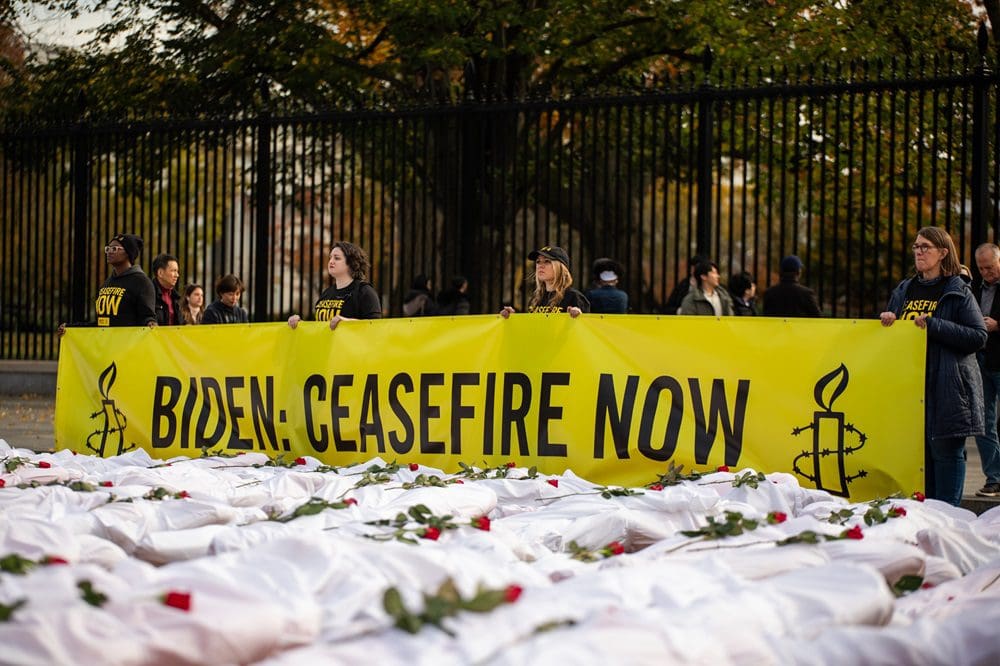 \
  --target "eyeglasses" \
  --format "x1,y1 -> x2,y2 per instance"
911,243 -> 937,254
104,245 -> 124,253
